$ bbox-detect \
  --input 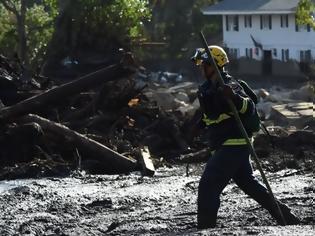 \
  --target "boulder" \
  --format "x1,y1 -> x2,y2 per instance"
270,102 -> 313,128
